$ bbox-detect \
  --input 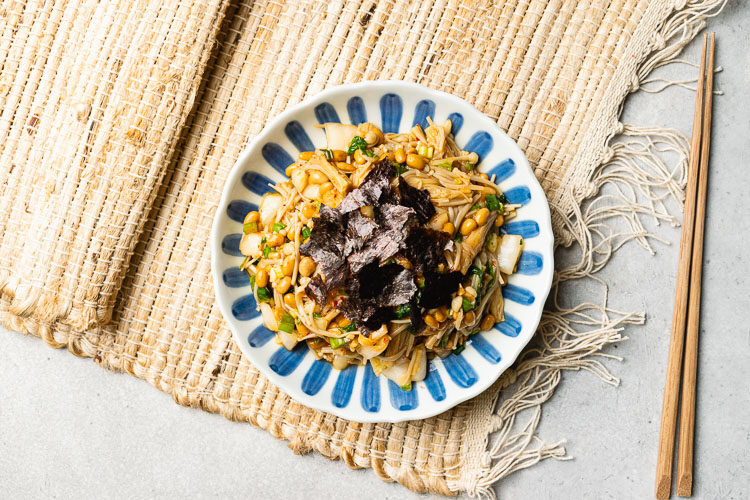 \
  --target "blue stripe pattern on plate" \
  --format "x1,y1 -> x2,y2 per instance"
332,365 -> 357,408
388,380 -> 418,411
314,102 -> 340,123
502,283 -> 535,305
380,93 -> 402,133
516,251 -> 543,275
261,143 -> 293,175
226,200 -> 257,223
499,220 -> 540,239
346,96 -> 367,125
463,131 -> 493,163
360,363 -> 381,412
301,359 -> 332,396
268,343 -> 308,376
221,234 -> 243,256
231,294 -> 259,321
441,354 -> 478,388
504,186 -> 531,206
488,158 -> 516,182
447,112 -> 463,134
424,367 -> 446,401
247,325 -> 274,348
223,267 -> 250,288
241,171 -> 274,196
496,313 -> 522,337
470,334 -> 502,364
412,99 -> 435,128
284,120 -> 315,152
